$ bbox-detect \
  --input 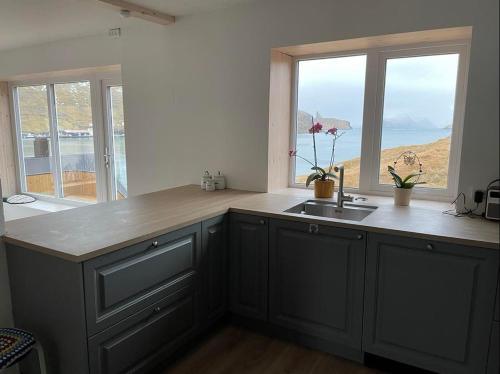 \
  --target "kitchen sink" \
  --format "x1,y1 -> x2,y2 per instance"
285,200 -> 377,222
